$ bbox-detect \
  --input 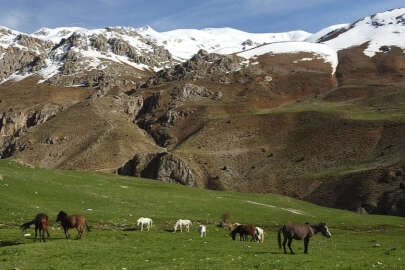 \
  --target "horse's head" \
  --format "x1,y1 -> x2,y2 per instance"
318,223 -> 332,238
56,211 -> 67,222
